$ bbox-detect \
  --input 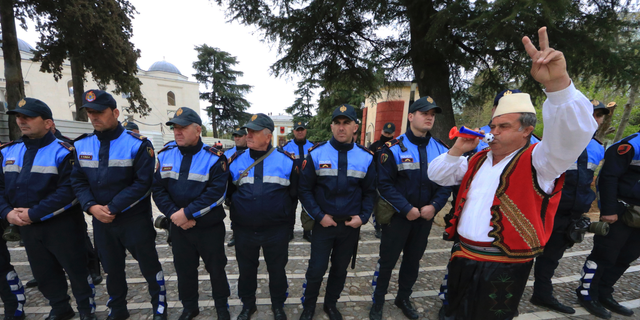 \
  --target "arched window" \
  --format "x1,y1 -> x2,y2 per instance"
167,91 -> 176,106
67,80 -> 73,96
